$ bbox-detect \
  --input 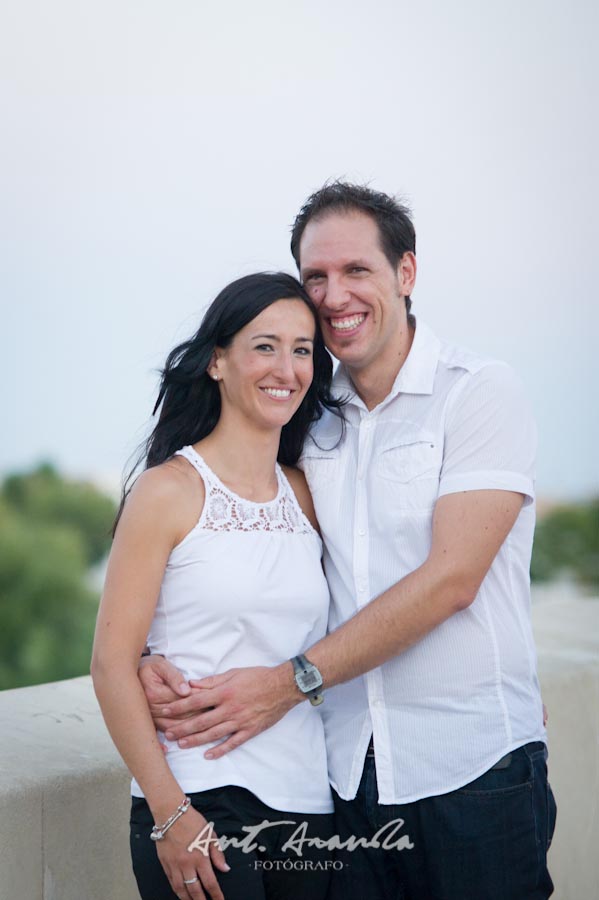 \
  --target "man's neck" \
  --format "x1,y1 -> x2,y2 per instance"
348,323 -> 415,411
